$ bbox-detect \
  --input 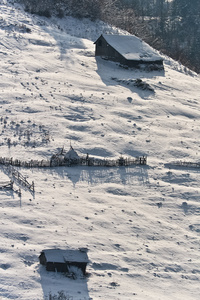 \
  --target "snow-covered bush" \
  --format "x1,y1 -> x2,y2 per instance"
47,291 -> 72,300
